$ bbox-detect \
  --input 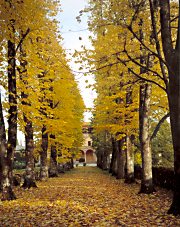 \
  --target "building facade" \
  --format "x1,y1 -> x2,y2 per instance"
80,123 -> 97,164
